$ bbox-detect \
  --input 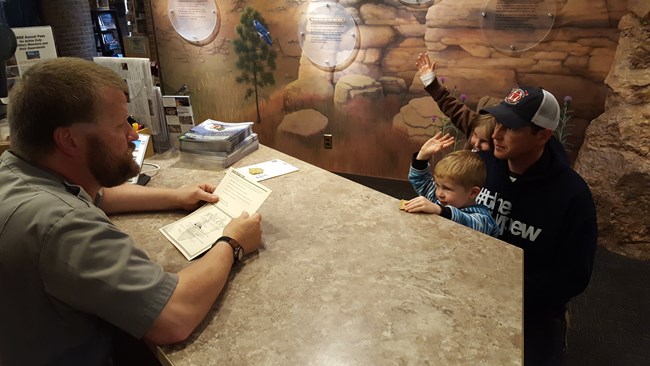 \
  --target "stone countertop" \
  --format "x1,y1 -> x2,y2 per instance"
110,145 -> 522,365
